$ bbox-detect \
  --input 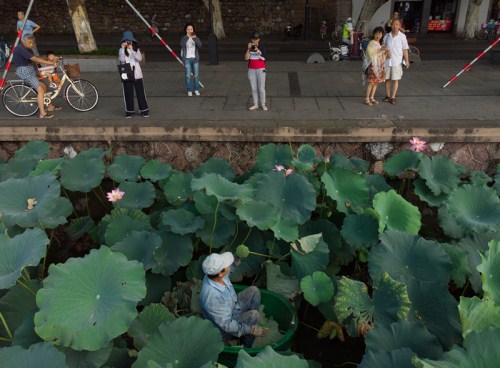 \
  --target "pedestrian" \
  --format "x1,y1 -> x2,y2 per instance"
385,12 -> 409,34
364,27 -> 388,106
181,23 -> 202,96
245,31 -> 268,111
118,31 -> 149,118
342,17 -> 354,45
383,19 -> 410,105
16,10 -> 41,55
199,252 -> 268,347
